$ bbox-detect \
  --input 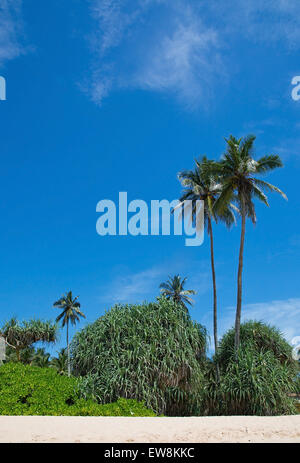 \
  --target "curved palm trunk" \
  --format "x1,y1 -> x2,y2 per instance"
67,320 -> 70,377
235,199 -> 246,355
